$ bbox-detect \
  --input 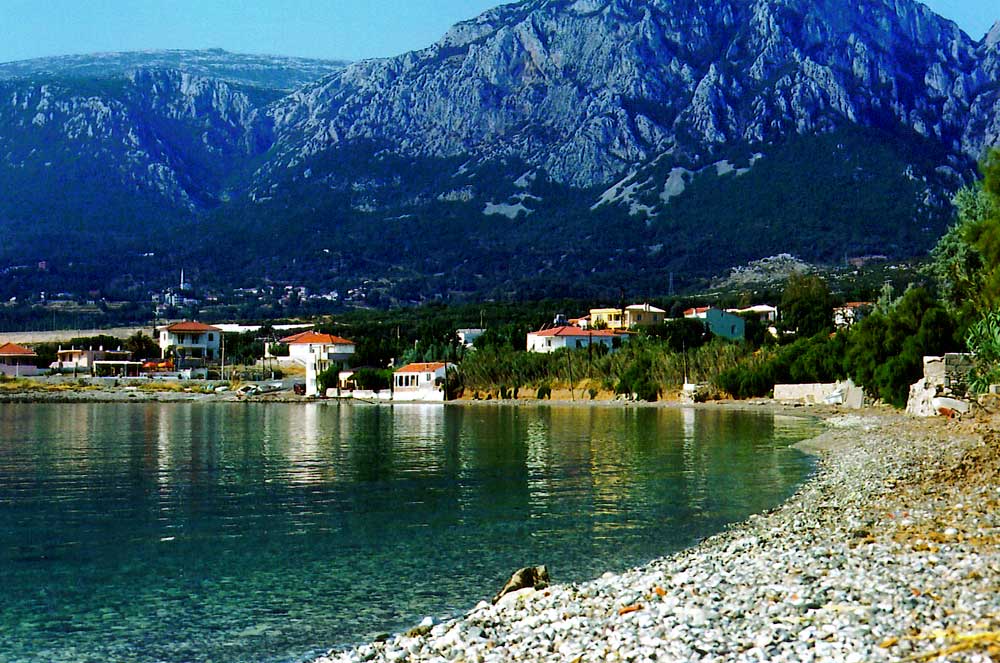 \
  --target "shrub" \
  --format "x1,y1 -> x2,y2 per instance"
536,383 -> 552,400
